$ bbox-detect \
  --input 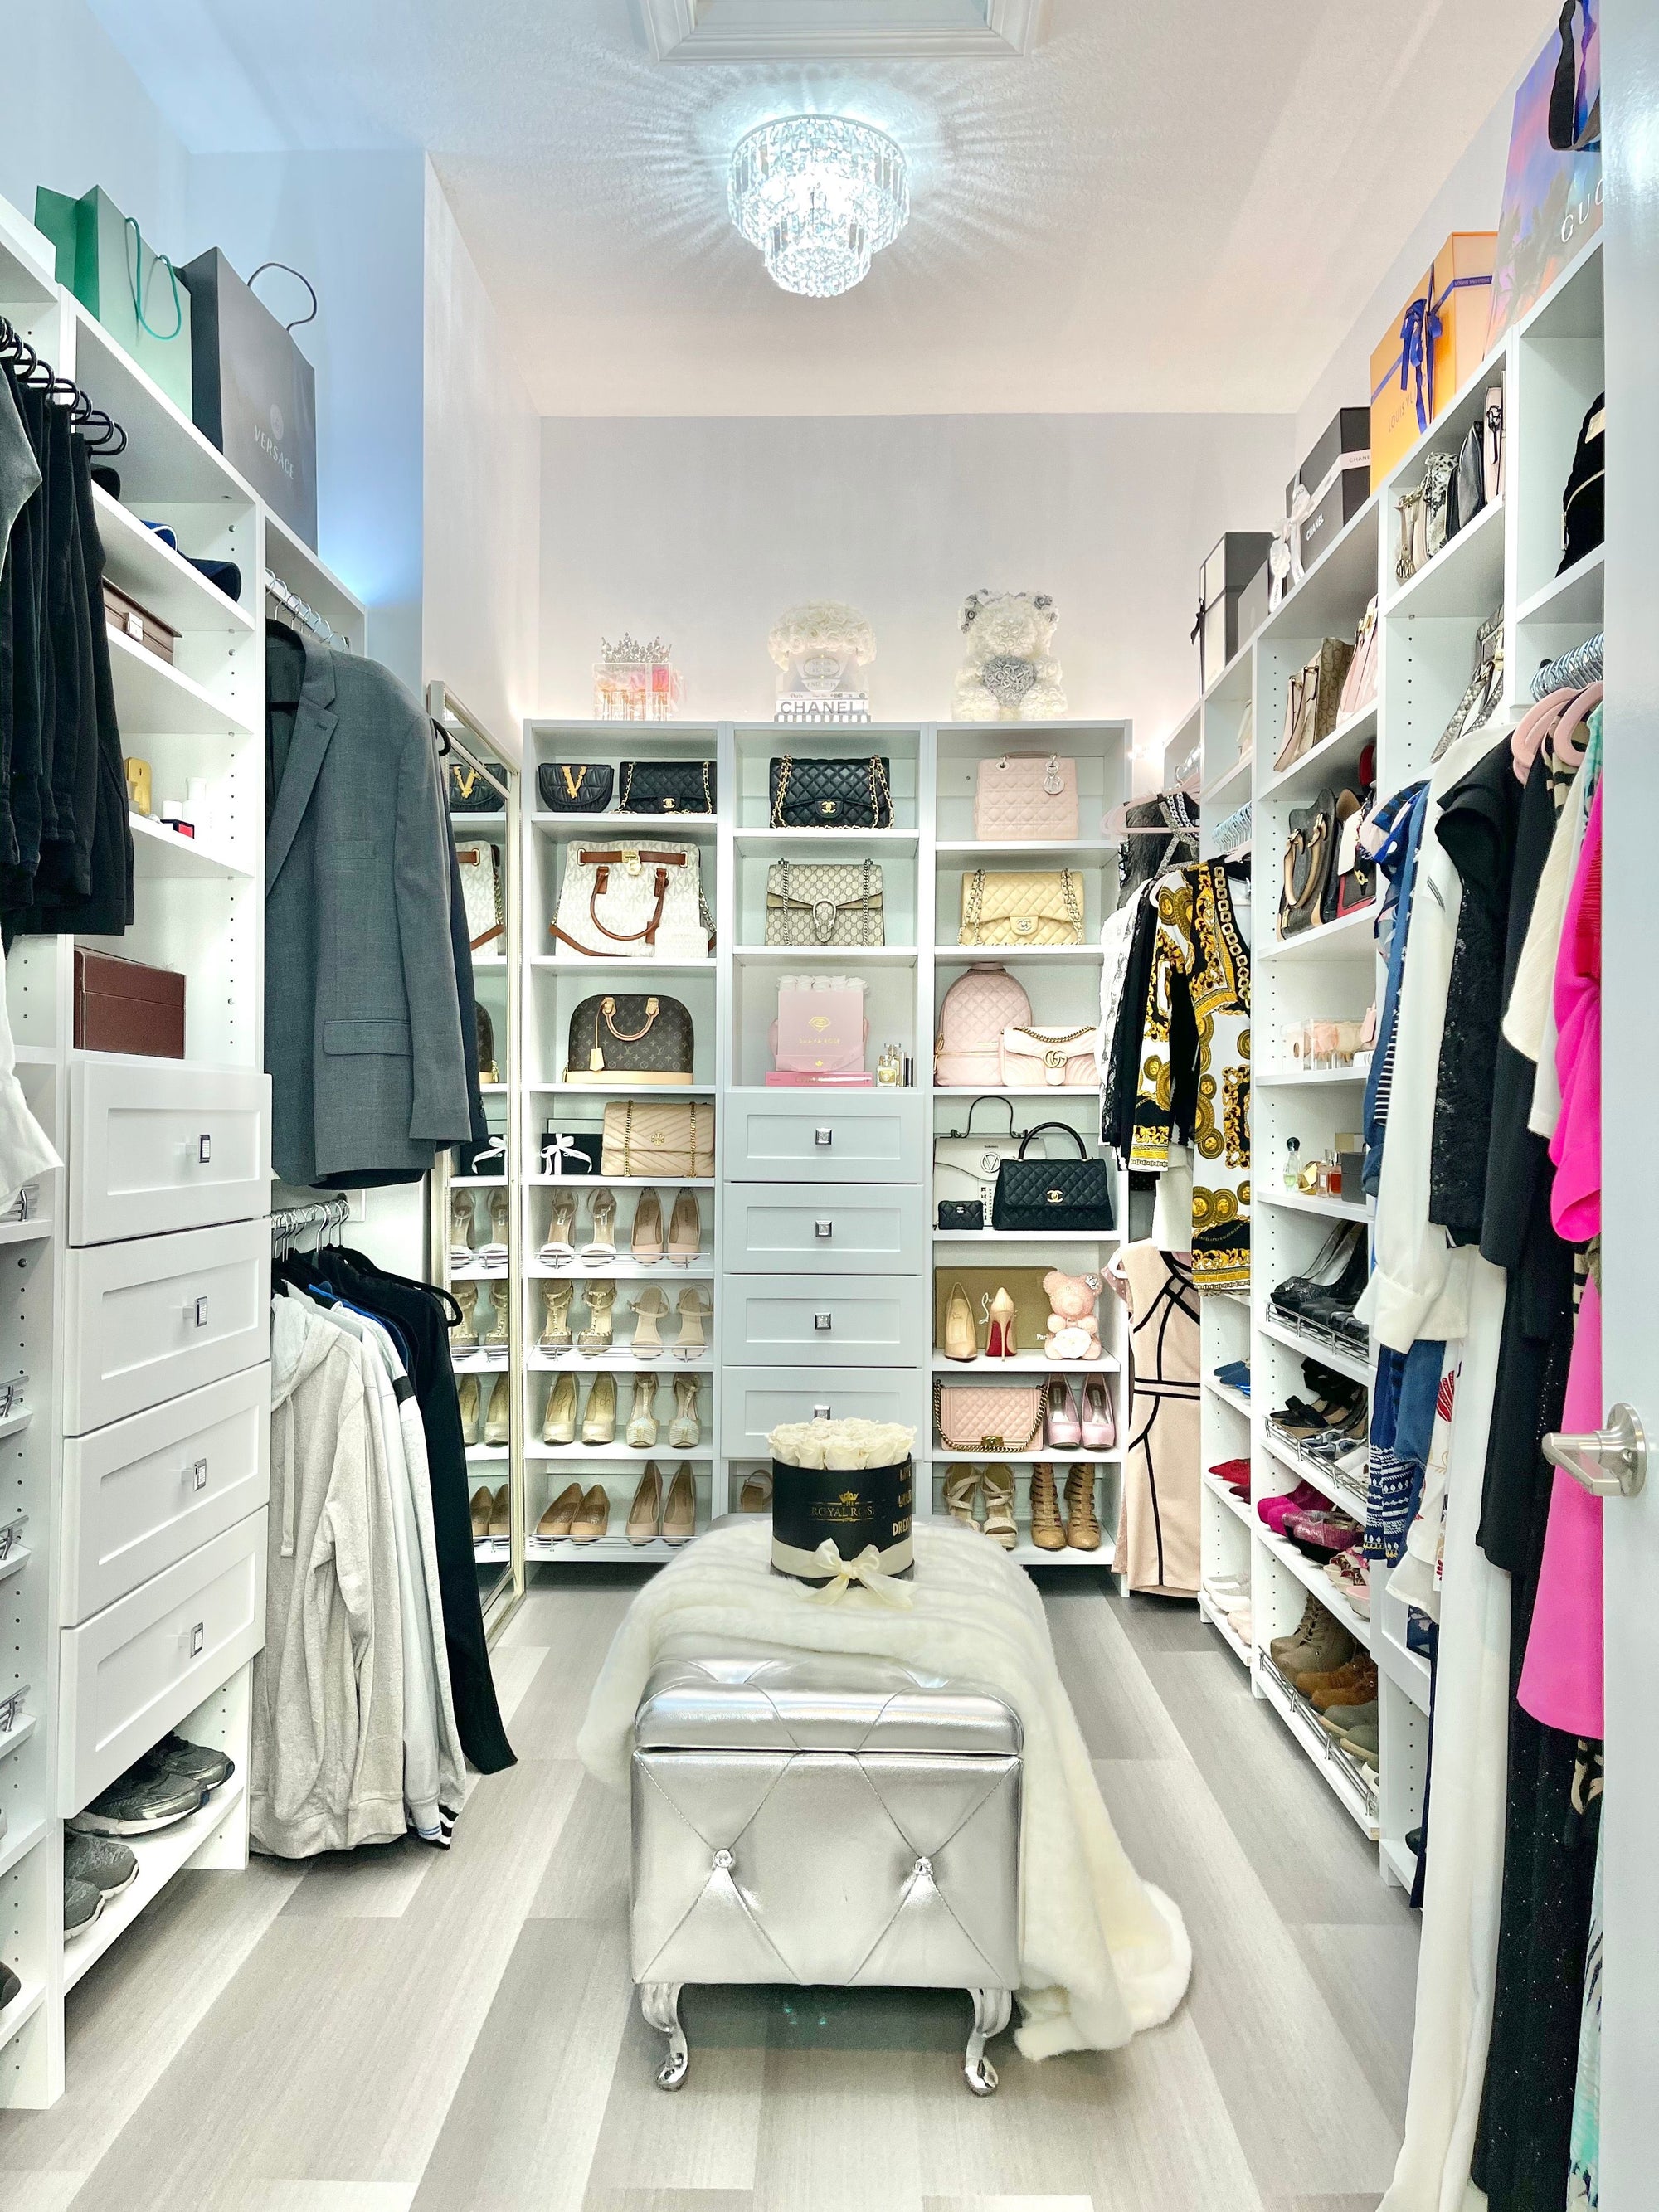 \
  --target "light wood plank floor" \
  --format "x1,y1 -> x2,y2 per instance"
0,1570 -> 1416,2212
